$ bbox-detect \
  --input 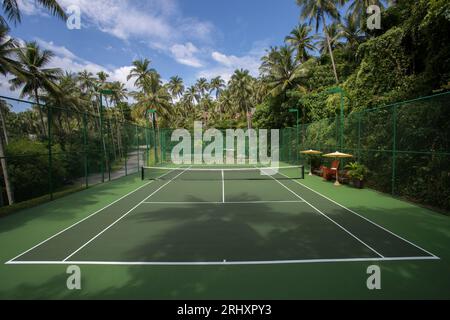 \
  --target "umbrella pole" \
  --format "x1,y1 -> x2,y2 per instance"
309,157 -> 313,176
334,169 -> 341,186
